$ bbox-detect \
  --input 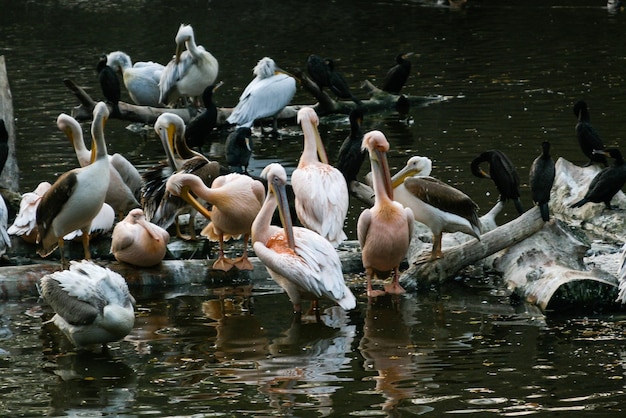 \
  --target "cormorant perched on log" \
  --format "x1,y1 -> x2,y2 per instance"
306,54 -> 331,91
382,52 -> 413,94
96,54 -> 121,117
573,100 -> 608,167
570,148 -> 626,210
336,107 -> 365,184
226,126 -> 253,174
471,149 -> 524,214
185,82 -> 222,150
325,59 -> 362,106
529,141 -> 555,221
